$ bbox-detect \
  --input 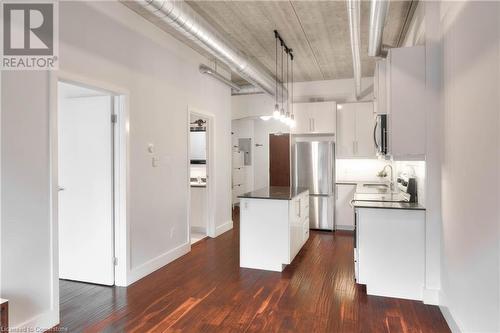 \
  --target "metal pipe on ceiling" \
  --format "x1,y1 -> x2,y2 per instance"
368,0 -> 389,57
347,0 -> 362,100
231,84 -> 264,96
137,0 -> 282,97
199,64 -> 241,91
